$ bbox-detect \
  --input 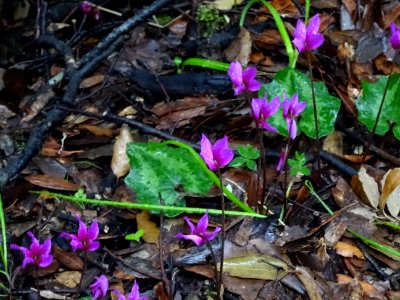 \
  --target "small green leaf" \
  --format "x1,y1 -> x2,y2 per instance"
220,254 -> 288,280
125,142 -> 213,217
229,157 -> 246,168
263,67 -> 341,138
125,229 -> 145,241
237,145 -> 260,159
287,151 -> 310,176
356,74 -> 400,140
245,160 -> 257,170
